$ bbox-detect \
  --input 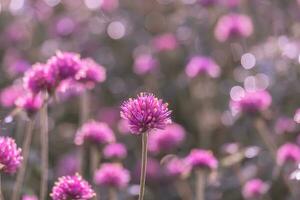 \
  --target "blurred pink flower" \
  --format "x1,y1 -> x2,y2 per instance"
22,195 -> 38,200
294,108 -> 300,123
164,156 -> 191,179
135,157 -> 163,183
56,79 -> 85,101
100,0 -> 119,12
133,54 -> 158,75
15,93 -> 43,115
103,143 -> 127,160
185,149 -> 218,170
117,119 -> 131,135
55,17 -> 75,36
56,153 -> 79,177
199,0 -> 218,7
277,143 -> 300,166
185,56 -> 221,78
242,179 -> 269,199
274,117 -> 296,134
214,14 -> 253,42
152,33 -> 178,52
0,84 -> 25,108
